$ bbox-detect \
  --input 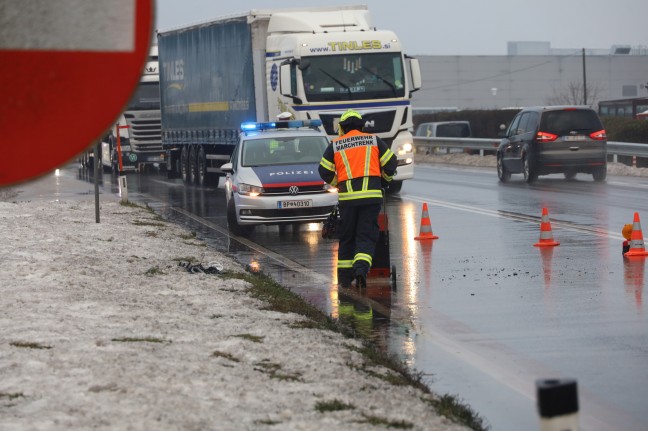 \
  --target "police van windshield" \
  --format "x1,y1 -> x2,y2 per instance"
242,136 -> 329,167
302,53 -> 405,102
